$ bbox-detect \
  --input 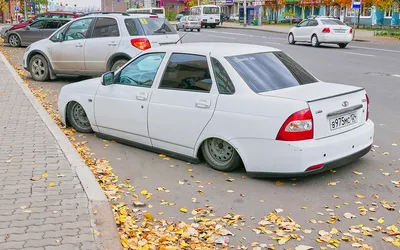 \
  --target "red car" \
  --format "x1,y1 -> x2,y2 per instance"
8,12 -> 80,32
